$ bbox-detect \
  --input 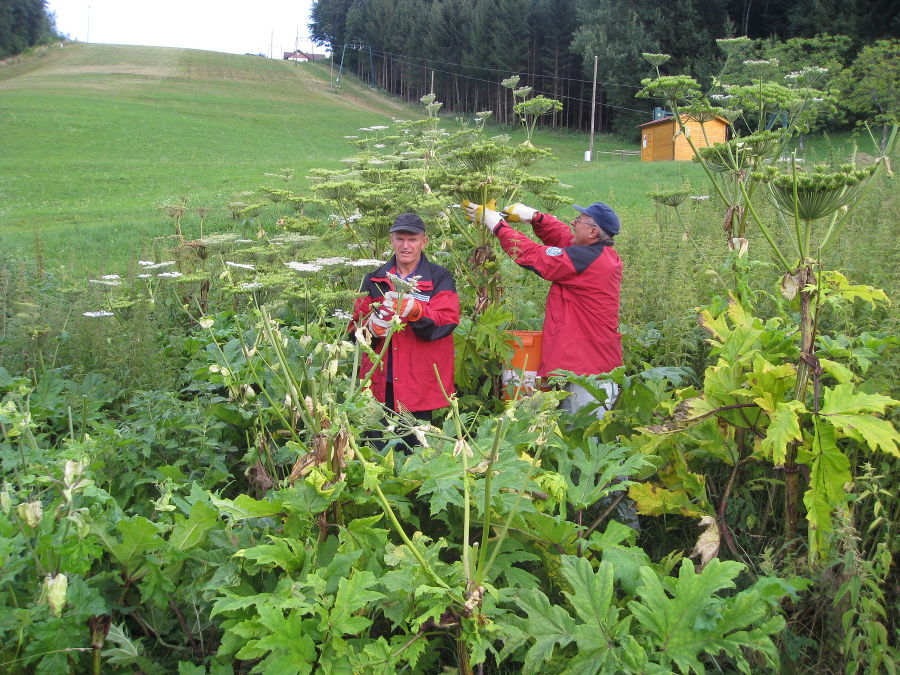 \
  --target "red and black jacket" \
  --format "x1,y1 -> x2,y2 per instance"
351,254 -> 459,412
495,212 -> 622,378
